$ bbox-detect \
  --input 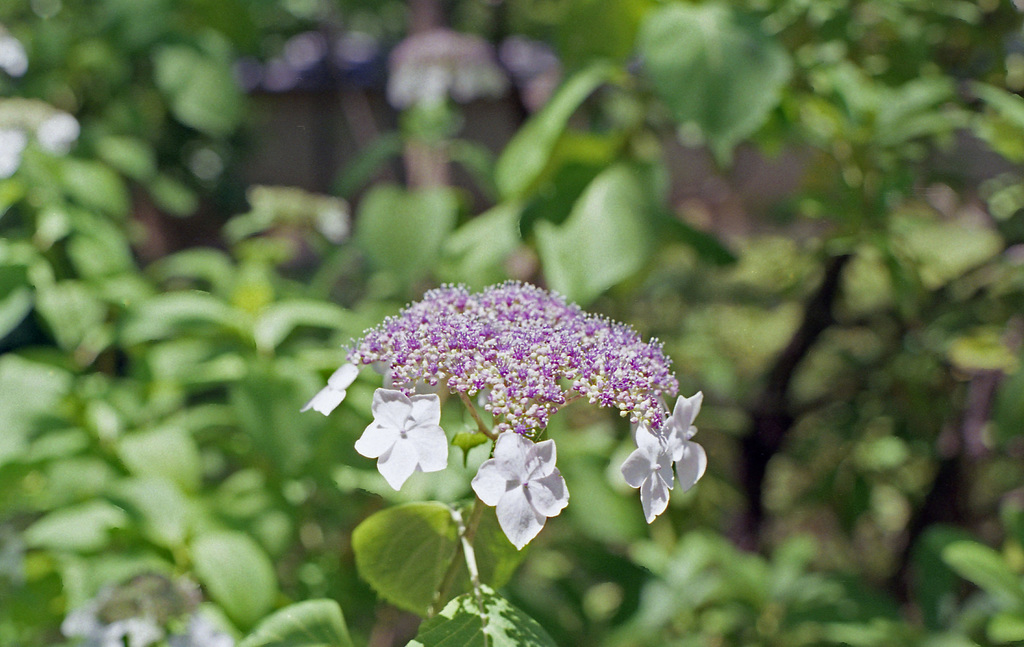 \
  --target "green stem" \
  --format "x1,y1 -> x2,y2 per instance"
459,391 -> 497,440
429,498 -> 487,618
